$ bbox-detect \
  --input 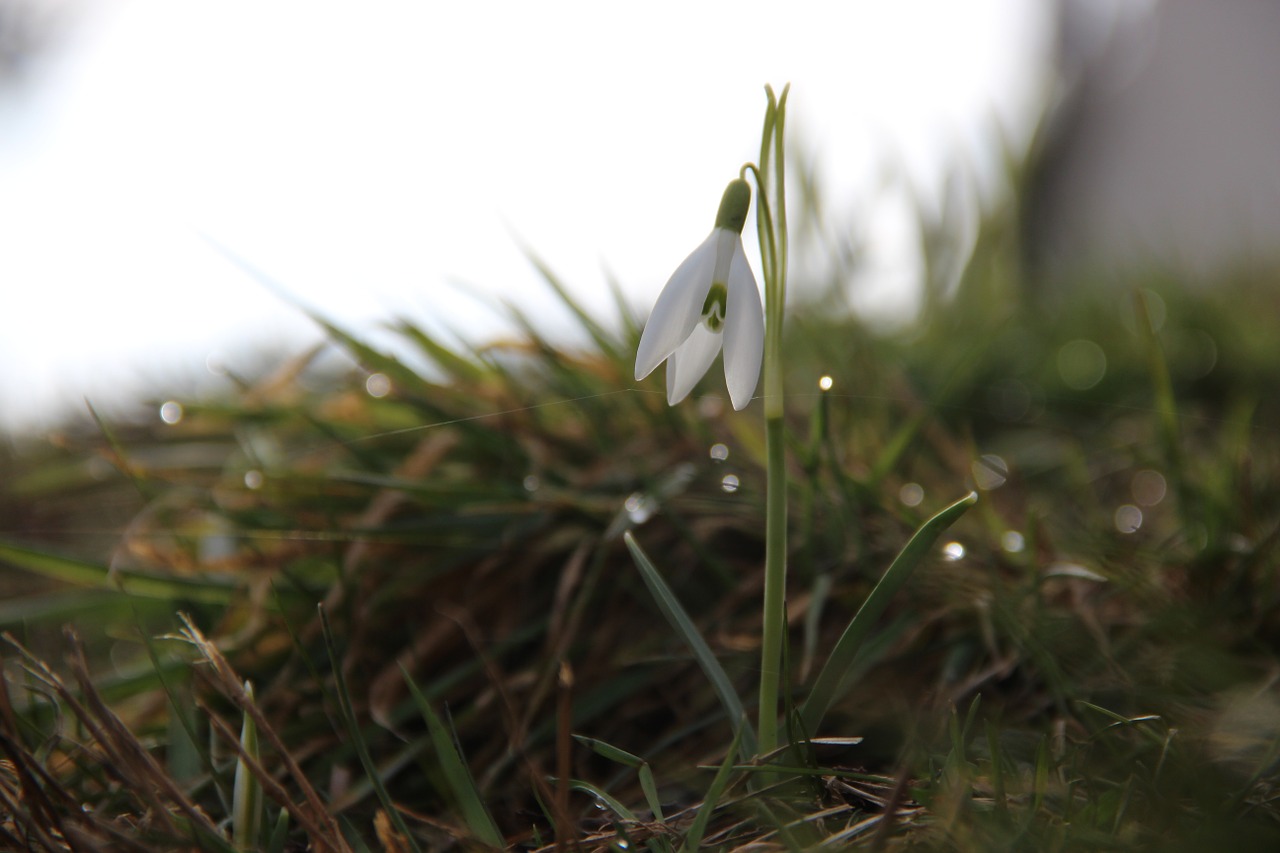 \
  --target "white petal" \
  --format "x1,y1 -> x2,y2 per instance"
722,238 -> 764,410
635,231 -> 717,380
666,324 -> 722,405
